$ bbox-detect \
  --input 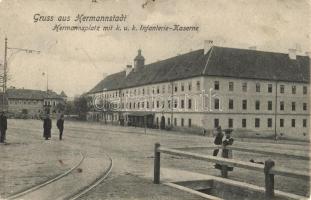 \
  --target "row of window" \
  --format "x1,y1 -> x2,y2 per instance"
125,99 -> 193,110
219,81 -> 308,94
159,117 -> 308,128
44,101 -> 57,106
213,118 -> 308,128
102,81 -> 308,99
225,99 -> 308,111
104,81 -> 308,98
9,100 -> 41,105
118,99 -> 308,112
157,117 -> 192,127
9,100 -> 59,106
103,81 -> 202,99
